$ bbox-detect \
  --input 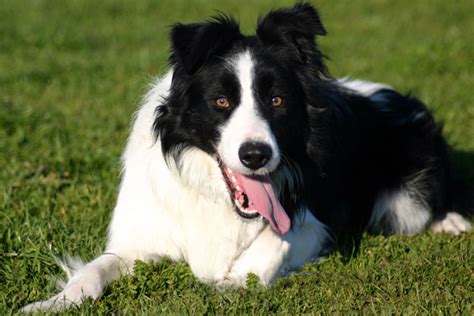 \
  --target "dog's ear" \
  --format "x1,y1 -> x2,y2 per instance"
256,3 -> 328,74
170,16 -> 243,74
